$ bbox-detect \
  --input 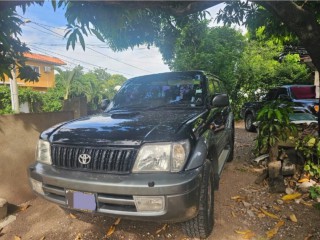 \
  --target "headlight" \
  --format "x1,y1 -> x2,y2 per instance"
36,139 -> 52,165
132,140 -> 190,172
